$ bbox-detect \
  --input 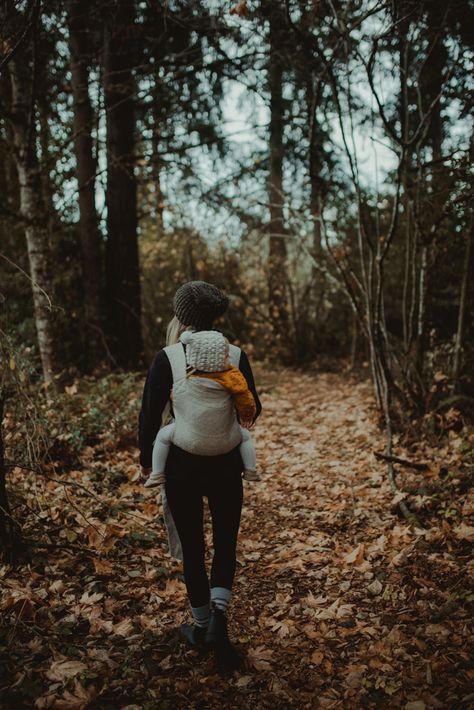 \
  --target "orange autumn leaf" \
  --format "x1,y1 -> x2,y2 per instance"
93,558 -> 114,576
229,0 -> 248,17
343,542 -> 365,565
